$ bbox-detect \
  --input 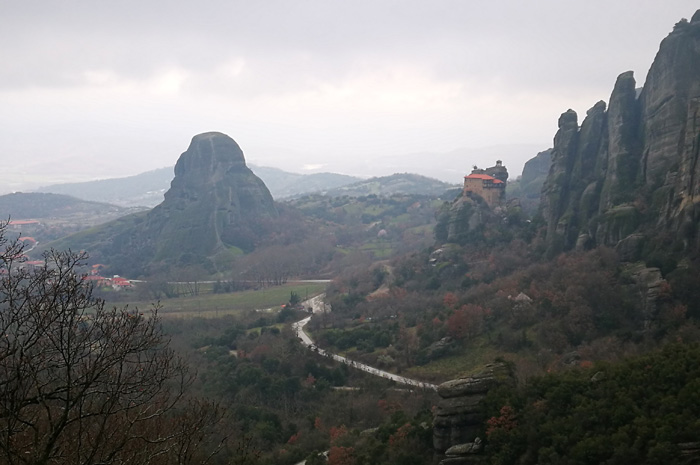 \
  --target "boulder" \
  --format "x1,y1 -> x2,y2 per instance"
445,438 -> 483,456
433,363 -> 512,453
625,264 -> 667,328
440,438 -> 487,465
